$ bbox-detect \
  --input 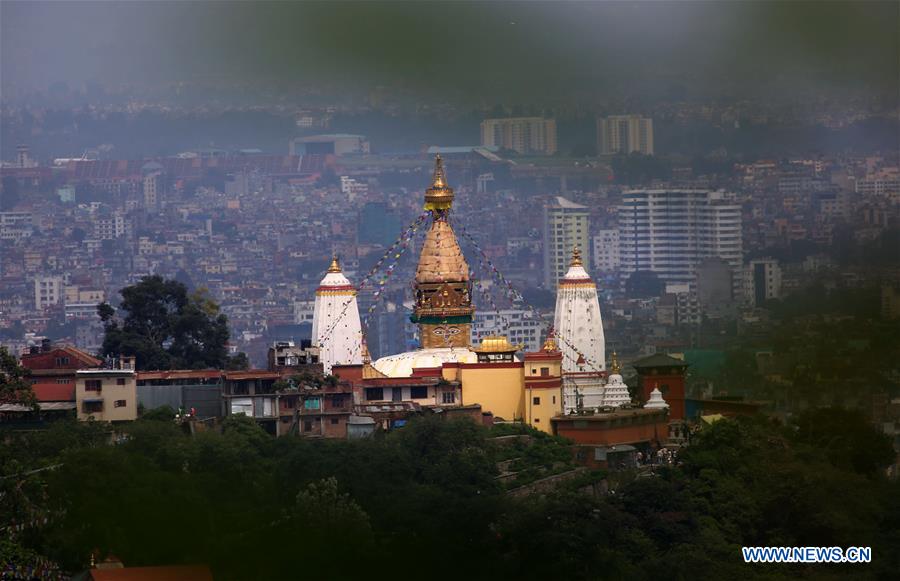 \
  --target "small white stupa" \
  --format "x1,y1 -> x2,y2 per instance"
311,256 -> 362,375
601,352 -> 631,408
644,387 -> 670,410
553,247 -> 606,373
